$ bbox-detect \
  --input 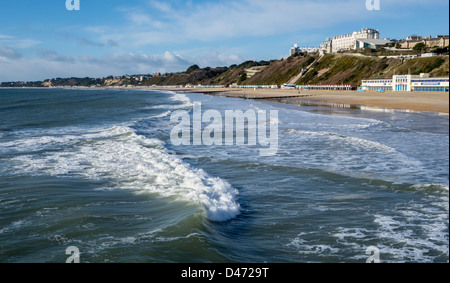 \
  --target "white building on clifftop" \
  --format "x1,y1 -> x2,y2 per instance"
332,28 -> 382,53
290,44 -> 319,56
